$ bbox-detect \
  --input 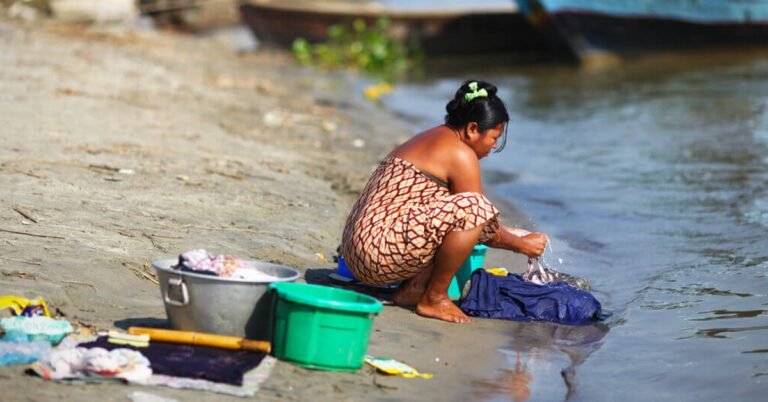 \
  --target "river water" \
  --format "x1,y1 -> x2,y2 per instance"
380,52 -> 768,401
